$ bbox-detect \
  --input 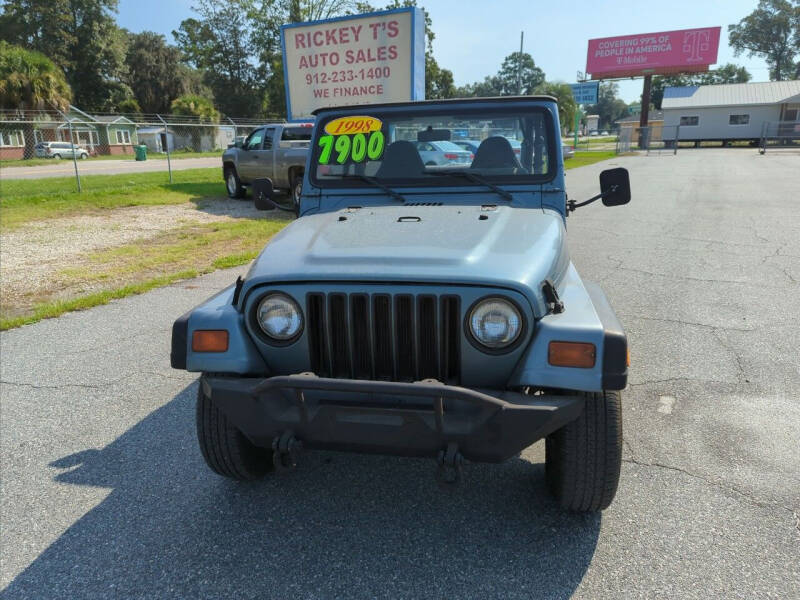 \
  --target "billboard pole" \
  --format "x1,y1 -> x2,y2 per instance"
639,73 -> 653,149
